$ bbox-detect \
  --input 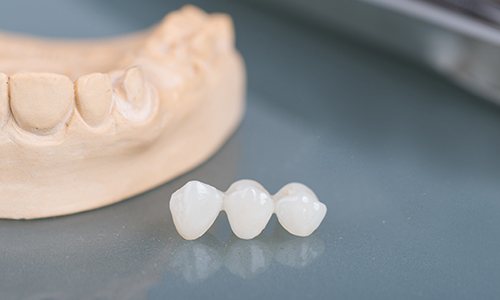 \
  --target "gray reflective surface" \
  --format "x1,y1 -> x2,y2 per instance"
1,1 -> 500,299
253,0 -> 500,105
